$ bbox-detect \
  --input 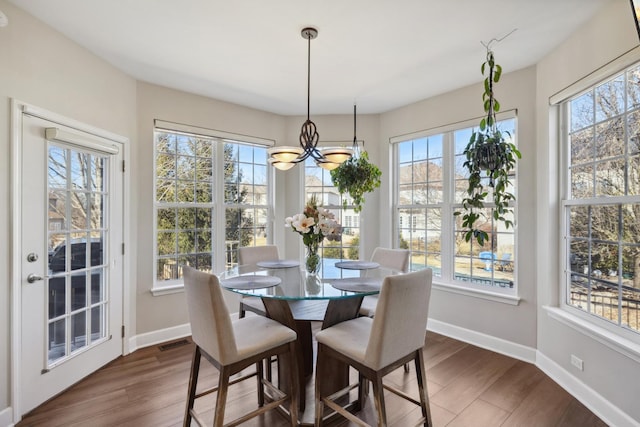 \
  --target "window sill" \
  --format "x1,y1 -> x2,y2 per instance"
544,306 -> 640,363
432,280 -> 521,306
150,283 -> 184,296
